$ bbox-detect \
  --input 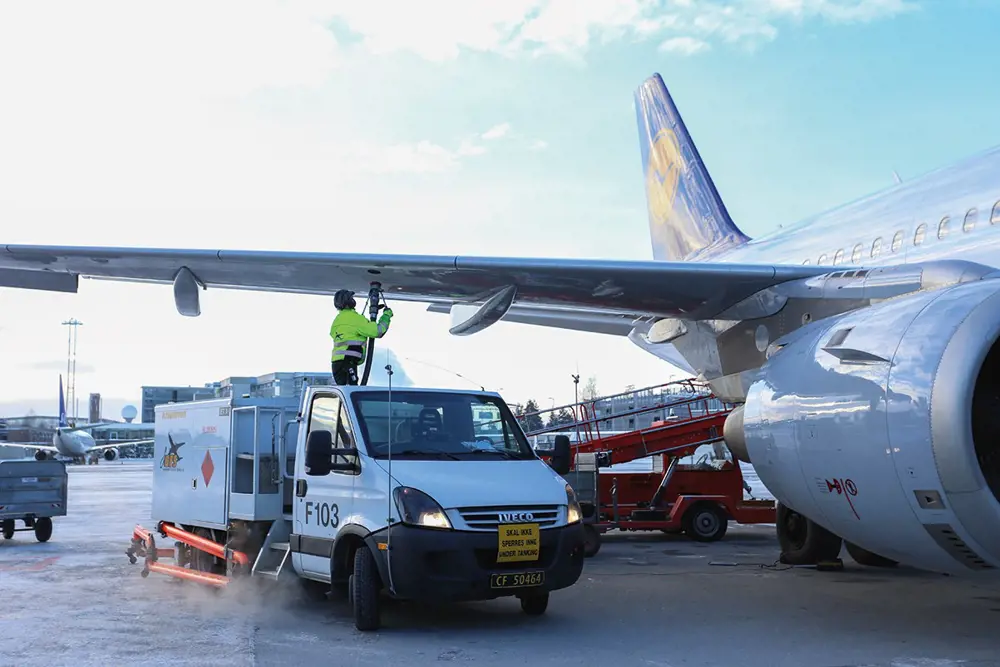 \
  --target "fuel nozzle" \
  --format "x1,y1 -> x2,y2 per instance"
367,281 -> 383,322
